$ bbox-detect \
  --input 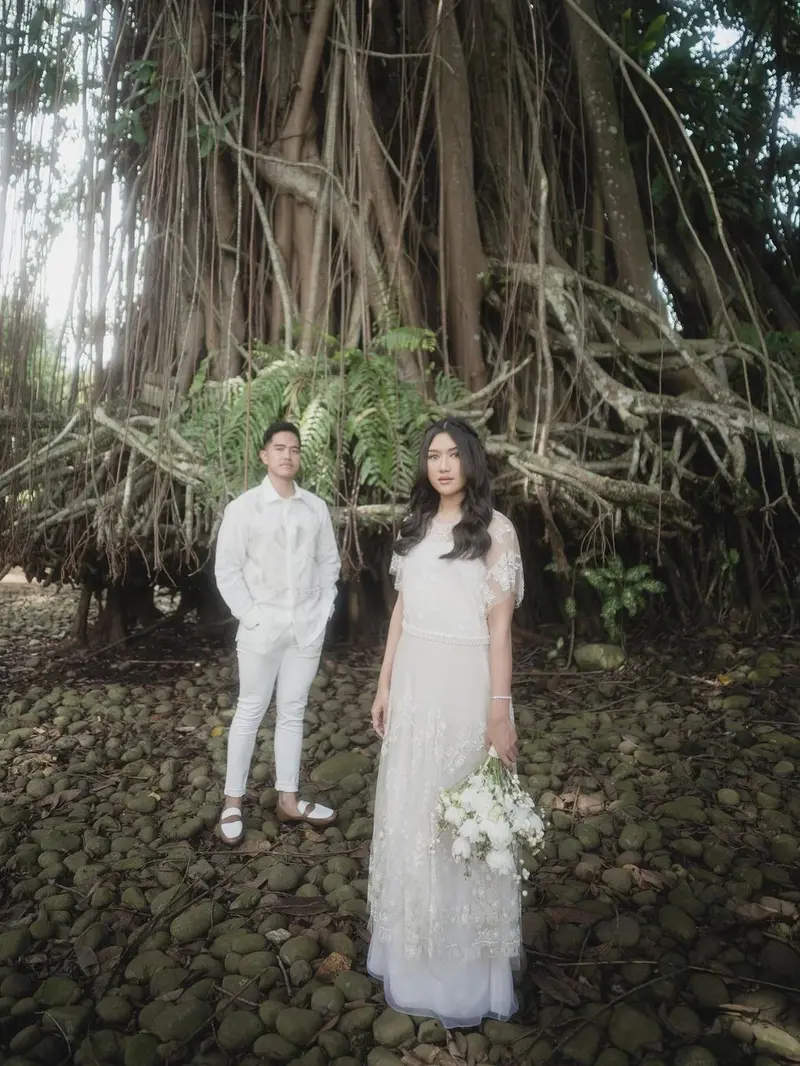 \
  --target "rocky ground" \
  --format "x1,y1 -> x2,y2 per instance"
0,575 -> 799,1066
